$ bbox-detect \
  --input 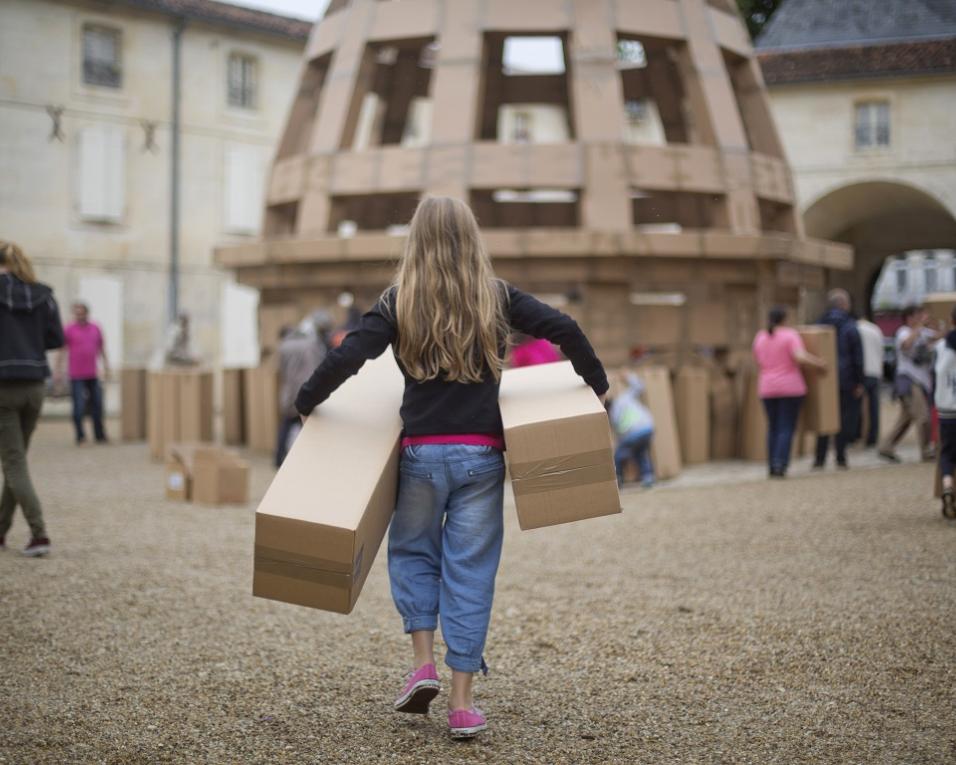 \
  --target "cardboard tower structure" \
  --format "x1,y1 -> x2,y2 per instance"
216,0 -> 852,366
